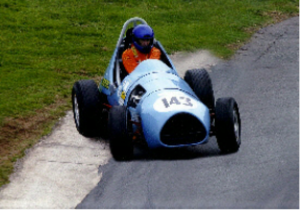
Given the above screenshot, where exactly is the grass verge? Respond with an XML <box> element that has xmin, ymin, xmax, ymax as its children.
<box><xmin>0</xmin><ymin>0</ymin><xmax>298</xmax><ymax>187</ymax></box>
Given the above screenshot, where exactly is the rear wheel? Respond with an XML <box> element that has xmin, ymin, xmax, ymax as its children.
<box><xmin>108</xmin><ymin>106</ymin><xmax>133</xmax><ymax>161</ymax></box>
<box><xmin>72</xmin><ymin>80</ymin><xmax>102</xmax><ymax>137</ymax></box>
<box><xmin>215</xmin><ymin>97</ymin><xmax>241</xmax><ymax>153</ymax></box>
<box><xmin>184</xmin><ymin>68</ymin><xmax>215</xmax><ymax>111</ymax></box>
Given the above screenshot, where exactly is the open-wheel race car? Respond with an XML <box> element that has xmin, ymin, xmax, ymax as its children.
<box><xmin>72</xmin><ymin>17</ymin><xmax>241</xmax><ymax>160</ymax></box>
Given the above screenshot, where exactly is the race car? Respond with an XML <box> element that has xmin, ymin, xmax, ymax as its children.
<box><xmin>72</xmin><ymin>17</ymin><xmax>241</xmax><ymax>160</ymax></box>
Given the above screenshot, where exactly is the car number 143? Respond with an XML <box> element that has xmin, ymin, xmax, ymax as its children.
<box><xmin>162</xmin><ymin>96</ymin><xmax>193</xmax><ymax>108</ymax></box>
<box><xmin>154</xmin><ymin>95</ymin><xmax>197</xmax><ymax>112</ymax></box>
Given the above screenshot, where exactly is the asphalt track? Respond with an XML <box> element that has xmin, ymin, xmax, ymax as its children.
<box><xmin>76</xmin><ymin>17</ymin><xmax>299</xmax><ymax>208</ymax></box>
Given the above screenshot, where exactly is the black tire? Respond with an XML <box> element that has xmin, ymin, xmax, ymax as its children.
<box><xmin>215</xmin><ymin>97</ymin><xmax>241</xmax><ymax>153</ymax></box>
<box><xmin>72</xmin><ymin>80</ymin><xmax>102</xmax><ymax>137</ymax></box>
<box><xmin>108</xmin><ymin>106</ymin><xmax>133</xmax><ymax>161</ymax></box>
<box><xmin>184</xmin><ymin>68</ymin><xmax>215</xmax><ymax>110</ymax></box>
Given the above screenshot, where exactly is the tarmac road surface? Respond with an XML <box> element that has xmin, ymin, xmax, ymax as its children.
<box><xmin>77</xmin><ymin>17</ymin><xmax>299</xmax><ymax>208</ymax></box>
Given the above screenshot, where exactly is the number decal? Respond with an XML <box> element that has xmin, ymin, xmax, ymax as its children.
<box><xmin>101</xmin><ymin>78</ymin><xmax>110</xmax><ymax>89</ymax></box>
<box><xmin>162</xmin><ymin>98</ymin><xmax>169</xmax><ymax>108</ymax></box>
<box><xmin>183</xmin><ymin>97</ymin><xmax>193</xmax><ymax>107</ymax></box>
<box><xmin>121</xmin><ymin>91</ymin><xmax>126</xmax><ymax>100</ymax></box>
<box><xmin>154</xmin><ymin>93</ymin><xmax>198</xmax><ymax>112</ymax></box>
<box><xmin>169</xmin><ymin>97</ymin><xmax>181</xmax><ymax>105</ymax></box>
<box><xmin>162</xmin><ymin>96</ymin><xmax>193</xmax><ymax>108</ymax></box>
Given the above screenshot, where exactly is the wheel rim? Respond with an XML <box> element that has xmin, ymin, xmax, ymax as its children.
<box><xmin>233</xmin><ymin>108</ymin><xmax>240</xmax><ymax>144</ymax></box>
<box><xmin>74</xmin><ymin>94</ymin><xmax>80</xmax><ymax>127</ymax></box>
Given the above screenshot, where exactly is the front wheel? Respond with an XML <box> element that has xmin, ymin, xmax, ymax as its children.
<box><xmin>184</xmin><ymin>68</ymin><xmax>215</xmax><ymax>111</ymax></box>
<box><xmin>215</xmin><ymin>97</ymin><xmax>241</xmax><ymax>153</ymax></box>
<box><xmin>72</xmin><ymin>80</ymin><xmax>102</xmax><ymax>137</ymax></box>
<box><xmin>108</xmin><ymin>106</ymin><xmax>133</xmax><ymax>161</ymax></box>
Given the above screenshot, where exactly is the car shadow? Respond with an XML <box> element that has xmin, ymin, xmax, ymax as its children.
<box><xmin>94</xmin><ymin>136</ymin><xmax>236</xmax><ymax>162</ymax></box>
<box><xmin>132</xmin><ymin>138</ymin><xmax>232</xmax><ymax>161</ymax></box>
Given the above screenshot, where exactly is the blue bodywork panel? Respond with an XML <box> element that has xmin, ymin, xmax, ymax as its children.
<box><xmin>99</xmin><ymin>18</ymin><xmax>211</xmax><ymax>149</ymax></box>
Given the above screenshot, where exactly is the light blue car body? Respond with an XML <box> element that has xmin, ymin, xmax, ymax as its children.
<box><xmin>99</xmin><ymin>18</ymin><xmax>211</xmax><ymax>149</ymax></box>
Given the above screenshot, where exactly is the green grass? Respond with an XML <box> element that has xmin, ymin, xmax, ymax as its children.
<box><xmin>0</xmin><ymin>0</ymin><xmax>298</xmax><ymax>186</ymax></box>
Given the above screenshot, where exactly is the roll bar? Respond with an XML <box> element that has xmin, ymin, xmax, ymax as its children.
<box><xmin>116</xmin><ymin>17</ymin><xmax>148</xmax><ymax>48</ymax></box>
<box><xmin>115</xmin><ymin>17</ymin><xmax>148</xmax><ymax>86</ymax></box>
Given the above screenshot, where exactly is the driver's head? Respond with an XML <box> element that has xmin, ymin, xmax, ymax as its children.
<box><xmin>132</xmin><ymin>24</ymin><xmax>154</xmax><ymax>54</ymax></box>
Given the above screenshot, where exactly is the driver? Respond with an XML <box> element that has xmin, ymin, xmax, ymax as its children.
<box><xmin>122</xmin><ymin>24</ymin><xmax>161</xmax><ymax>74</ymax></box>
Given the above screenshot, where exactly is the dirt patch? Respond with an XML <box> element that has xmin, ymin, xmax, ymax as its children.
<box><xmin>0</xmin><ymin>111</ymin><xmax>111</xmax><ymax>209</ymax></box>
<box><xmin>170</xmin><ymin>50</ymin><xmax>221</xmax><ymax>77</ymax></box>
<box><xmin>0</xmin><ymin>98</ymin><xmax>70</xmax><ymax>186</ymax></box>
